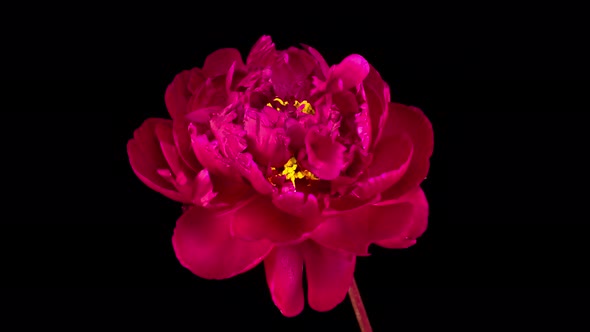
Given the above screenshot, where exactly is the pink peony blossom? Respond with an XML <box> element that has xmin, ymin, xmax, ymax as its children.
<box><xmin>128</xmin><ymin>35</ymin><xmax>433</xmax><ymax>317</ymax></box>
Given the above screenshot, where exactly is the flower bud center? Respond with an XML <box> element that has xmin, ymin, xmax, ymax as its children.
<box><xmin>266</xmin><ymin>97</ymin><xmax>315</xmax><ymax>115</ymax></box>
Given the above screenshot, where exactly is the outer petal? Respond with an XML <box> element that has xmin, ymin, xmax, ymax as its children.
<box><xmin>311</xmin><ymin>193</ymin><xmax>414</xmax><ymax>255</ymax></box>
<box><xmin>230</xmin><ymin>196</ymin><xmax>319</xmax><ymax>244</ymax></box>
<box><xmin>165</xmin><ymin>70</ymin><xmax>192</xmax><ymax>120</ymax></box>
<box><xmin>202</xmin><ymin>48</ymin><xmax>245</xmax><ymax>78</ymax></box>
<box><xmin>364</xmin><ymin>65</ymin><xmax>390</xmax><ymax>149</ymax></box>
<box><xmin>264</xmin><ymin>246</ymin><xmax>304</xmax><ymax>317</ymax></box>
<box><xmin>303</xmin><ymin>241</ymin><xmax>356</xmax><ymax>312</ymax></box>
<box><xmin>328</xmin><ymin>54</ymin><xmax>370</xmax><ymax>91</ymax></box>
<box><xmin>301</xmin><ymin>44</ymin><xmax>330</xmax><ymax>79</ymax></box>
<box><xmin>172</xmin><ymin>118</ymin><xmax>201</xmax><ymax>172</ymax></box>
<box><xmin>381</xmin><ymin>103</ymin><xmax>434</xmax><ymax>199</ymax></box>
<box><xmin>246</xmin><ymin>35</ymin><xmax>277</xmax><ymax>68</ymax></box>
<box><xmin>172</xmin><ymin>206</ymin><xmax>273</xmax><ymax>280</ymax></box>
<box><xmin>376</xmin><ymin>187</ymin><xmax>429</xmax><ymax>248</ymax></box>
<box><xmin>352</xmin><ymin>134</ymin><xmax>413</xmax><ymax>200</ymax></box>
<box><xmin>272</xmin><ymin>192</ymin><xmax>320</xmax><ymax>219</ymax></box>
<box><xmin>154</xmin><ymin>121</ymin><xmax>194</xmax><ymax>178</ymax></box>
<box><xmin>127</xmin><ymin>118</ymin><xmax>186</xmax><ymax>202</ymax></box>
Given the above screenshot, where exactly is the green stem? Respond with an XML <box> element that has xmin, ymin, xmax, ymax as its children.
<box><xmin>348</xmin><ymin>277</ymin><xmax>373</xmax><ymax>332</ymax></box>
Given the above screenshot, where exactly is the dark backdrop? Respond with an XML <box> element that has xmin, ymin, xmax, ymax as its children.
<box><xmin>1</xmin><ymin>5</ymin><xmax>588</xmax><ymax>331</ymax></box>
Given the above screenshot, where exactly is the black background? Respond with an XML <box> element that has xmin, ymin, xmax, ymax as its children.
<box><xmin>1</xmin><ymin>4</ymin><xmax>589</xmax><ymax>331</ymax></box>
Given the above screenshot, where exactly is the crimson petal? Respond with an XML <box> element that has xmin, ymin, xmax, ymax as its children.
<box><xmin>264</xmin><ymin>246</ymin><xmax>304</xmax><ymax>317</ymax></box>
<box><xmin>173</xmin><ymin>206</ymin><xmax>273</xmax><ymax>279</ymax></box>
<box><xmin>376</xmin><ymin>187</ymin><xmax>429</xmax><ymax>248</ymax></box>
<box><xmin>352</xmin><ymin>134</ymin><xmax>413</xmax><ymax>200</ymax></box>
<box><xmin>230</xmin><ymin>196</ymin><xmax>318</xmax><ymax>244</ymax></box>
<box><xmin>305</xmin><ymin>129</ymin><xmax>346</xmax><ymax>180</ymax></box>
<box><xmin>202</xmin><ymin>48</ymin><xmax>245</xmax><ymax>78</ymax></box>
<box><xmin>303</xmin><ymin>241</ymin><xmax>356</xmax><ymax>312</ymax></box>
<box><xmin>381</xmin><ymin>103</ymin><xmax>434</xmax><ymax>199</ymax></box>
<box><xmin>328</xmin><ymin>54</ymin><xmax>370</xmax><ymax>91</ymax></box>
<box><xmin>164</xmin><ymin>70</ymin><xmax>192</xmax><ymax>120</ymax></box>
<box><xmin>127</xmin><ymin>118</ymin><xmax>186</xmax><ymax>202</ymax></box>
<box><xmin>312</xmin><ymin>193</ymin><xmax>414</xmax><ymax>255</ymax></box>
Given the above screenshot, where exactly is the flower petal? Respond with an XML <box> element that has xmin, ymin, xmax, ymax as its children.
<box><xmin>202</xmin><ymin>48</ymin><xmax>245</xmax><ymax>78</ymax></box>
<box><xmin>246</xmin><ymin>35</ymin><xmax>277</xmax><ymax>68</ymax></box>
<box><xmin>154</xmin><ymin>121</ymin><xmax>194</xmax><ymax>179</ymax></box>
<box><xmin>381</xmin><ymin>103</ymin><xmax>434</xmax><ymax>199</ymax></box>
<box><xmin>243</xmin><ymin>108</ymin><xmax>291</xmax><ymax>166</ymax></box>
<box><xmin>376</xmin><ymin>187</ymin><xmax>429</xmax><ymax>248</ymax></box>
<box><xmin>364</xmin><ymin>65</ymin><xmax>390</xmax><ymax>148</ymax></box>
<box><xmin>189</xmin><ymin>124</ymin><xmax>235</xmax><ymax>179</ymax></box>
<box><xmin>333</xmin><ymin>90</ymin><xmax>359</xmax><ymax>115</ymax></box>
<box><xmin>328</xmin><ymin>54</ymin><xmax>370</xmax><ymax>91</ymax></box>
<box><xmin>312</xmin><ymin>192</ymin><xmax>414</xmax><ymax>255</ymax></box>
<box><xmin>301</xmin><ymin>44</ymin><xmax>330</xmax><ymax>79</ymax></box>
<box><xmin>272</xmin><ymin>192</ymin><xmax>320</xmax><ymax>219</ymax></box>
<box><xmin>236</xmin><ymin>152</ymin><xmax>276</xmax><ymax>195</ymax></box>
<box><xmin>305</xmin><ymin>129</ymin><xmax>346</xmax><ymax>180</ymax></box>
<box><xmin>185</xmin><ymin>106</ymin><xmax>223</xmax><ymax>124</ymax></box>
<box><xmin>230</xmin><ymin>196</ymin><xmax>318</xmax><ymax>244</ymax></box>
<box><xmin>127</xmin><ymin>118</ymin><xmax>187</xmax><ymax>202</ymax></box>
<box><xmin>264</xmin><ymin>246</ymin><xmax>304</xmax><ymax>317</ymax></box>
<box><xmin>303</xmin><ymin>241</ymin><xmax>356</xmax><ymax>312</ymax></box>
<box><xmin>352</xmin><ymin>134</ymin><xmax>413</xmax><ymax>200</ymax></box>
<box><xmin>172</xmin><ymin>206</ymin><xmax>273</xmax><ymax>280</ymax></box>
<box><xmin>172</xmin><ymin>119</ymin><xmax>201</xmax><ymax>172</ymax></box>
<box><xmin>164</xmin><ymin>70</ymin><xmax>192</xmax><ymax>120</ymax></box>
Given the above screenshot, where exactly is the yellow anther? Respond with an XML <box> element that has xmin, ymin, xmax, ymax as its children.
<box><xmin>294</xmin><ymin>100</ymin><xmax>315</xmax><ymax>115</ymax></box>
<box><xmin>273</xmin><ymin>97</ymin><xmax>289</xmax><ymax>106</ymax></box>
<box><xmin>277</xmin><ymin>157</ymin><xmax>319</xmax><ymax>188</ymax></box>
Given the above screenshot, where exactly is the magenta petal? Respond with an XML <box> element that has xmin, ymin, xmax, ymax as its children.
<box><xmin>243</xmin><ymin>109</ymin><xmax>291</xmax><ymax>166</ymax></box>
<box><xmin>303</xmin><ymin>241</ymin><xmax>356</xmax><ymax>312</ymax></box>
<box><xmin>272</xmin><ymin>192</ymin><xmax>320</xmax><ymax>219</ymax></box>
<box><xmin>246</xmin><ymin>35</ymin><xmax>277</xmax><ymax>68</ymax></box>
<box><xmin>376</xmin><ymin>187</ymin><xmax>429</xmax><ymax>248</ymax></box>
<box><xmin>311</xmin><ymin>203</ymin><xmax>372</xmax><ymax>255</ymax></box>
<box><xmin>154</xmin><ymin>121</ymin><xmax>194</xmax><ymax>178</ymax></box>
<box><xmin>164</xmin><ymin>70</ymin><xmax>192</xmax><ymax>120</ymax></box>
<box><xmin>185</xmin><ymin>106</ymin><xmax>223</xmax><ymax>124</ymax></box>
<box><xmin>381</xmin><ymin>103</ymin><xmax>434</xmax><ymax>199</ymax></box>
<box><xmin>189</xmin><ymin>124</ymin><xmax>234</xmax><ymax>178</ymax></box>
<box><xmin>352</xmin><ymin>134</ymin><xmax>413</xmax><ymax>200</ymax></box>
<box><xmin>286</xmin><ymin>47</ymin><xmax>316</xmax><ymax>79</ymax></box>
<box><xmin>264</xmin><ymin>246</ymin><xmax>304</xmax><ymax>317</ymax></box>
<box><xmin>172</xmin><ymin>119</ymin><xmax>201</xmax><ymax>172</ymax></box>
<box><xmin>127</xmin><ymin>118</ymin><xmax>187</xmax><ymax>202</ymax></box>
<box><xmin>230</xmin><ymin>196</ymin><xmax>318</xmax><ymax>244</ymax></box>
<box><xmin>173</xmin><ymin>206</ymin><xmax>273</xmax><ymax>280</ymax></box>
<box><xmin>364</xmin><ymin>65</ymin><xmax>390</xmax><ymax>148</ymax></box>
<box><xmin>312</xmin><ymin>193</ymin><xmax>414</xmax><ymax>255</ymax></box>
<box><xmin>305</xmin><ymin>130</ymin><xmax>346</xmax><ymax>180</ymax></box>
<box><xmin>202</xmin><ymin>48</ymin><xmax>245</xmax><ymax>78</ymax></box>
<box><xmin>236</xmin><ymin>153</ymin><xmax>275</xmax><ymax>195</ymax></box>
<box><xmin>192</xmin><ymin>169</ymin><xmax>217</xmax><ymax>207</ymax></box>
<box><xmin>301</xmin><ymin>44</ymin><xmax>330</xmax><ymax>78</ymax></box>
<box><xmin>329</xmin><ymin>54</ymin><xmax>370</xmax><ymax>91</ymax></box>
<box><xmin>333</xmin><ymin>91</ymin><xmax>359</xmax><ymax>115</ymax></box>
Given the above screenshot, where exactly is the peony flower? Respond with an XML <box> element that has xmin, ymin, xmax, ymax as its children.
<box><xmin>127</xmin><ymin>35</ymin><xmax>433</xmax><ymax>318</ymax></box>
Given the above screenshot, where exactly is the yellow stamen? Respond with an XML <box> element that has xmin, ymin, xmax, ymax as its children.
<box><xmin>273</xmin><ymin>97</ymin><xmax>289</xmax><ymax>106</ymax></box>
<box><xmin>280</xmin><ymin>157</ymin><xmax>319</xmax><ymax>188</ymax></box>
<box><xmin>265</xmin><ymin>97</ymin><xmax>315</xmax><ymax>114</ymax></box>
<box><xmin>293</xmin><ymin>100</ymin><xmax>315</xmax><ymax>115</ymax></box>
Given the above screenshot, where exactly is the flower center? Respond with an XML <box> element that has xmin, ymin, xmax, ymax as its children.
<box><xmin>268</xmin><ymin>157</ymin><xmax>319</xmax><ymax>188</ymax></box>
<box><xmin>266</xmin><ymin>97</ymin><xmax>315</xmax><ymax>115</ymax></box>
